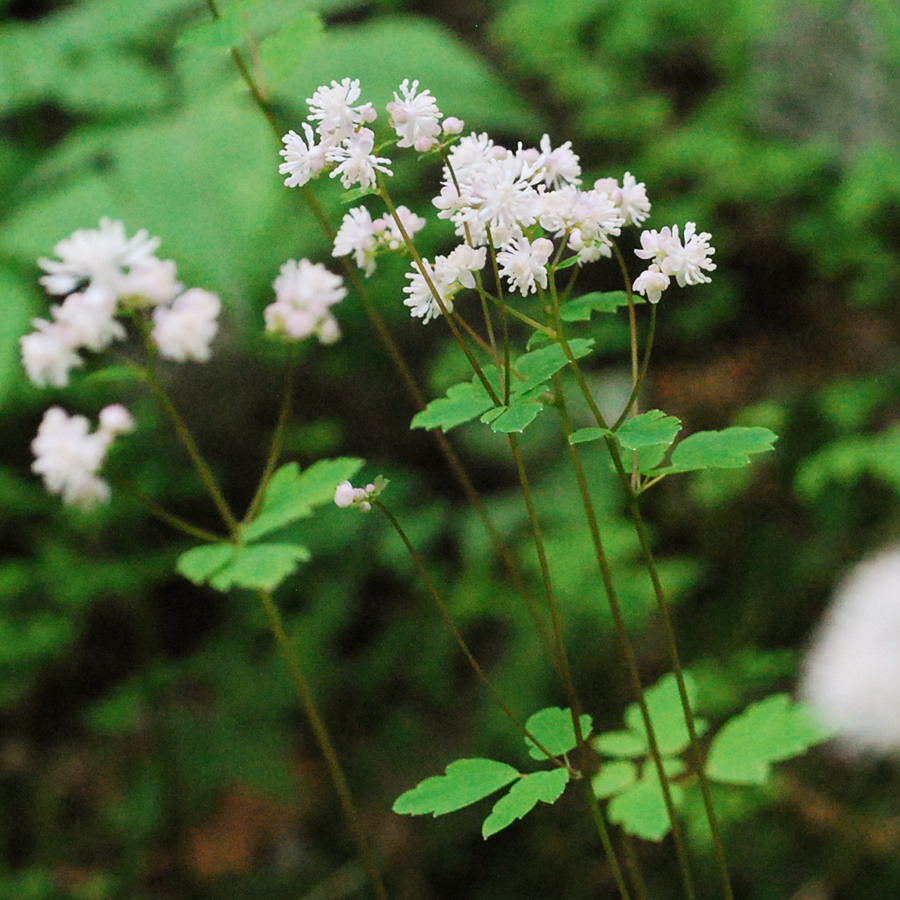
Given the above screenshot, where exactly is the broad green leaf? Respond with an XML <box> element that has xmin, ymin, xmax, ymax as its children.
<box><xmin>241</xmin><ymin>458</ymin><xmax>363</xmax><ymax>541</ymax></box>
<box><xmin>624</xmin><ymin>673</ymin><xmax>707</xmax><ymax>757</ymax></box>
<box><xmin>482</xmin><ymin>768</ymin><xmax>569</xmax><ymax>838</ymax></box>
<box><xmin>511</xmin><ymin>338</ymin><xmax>594</xmax><ymax>395</ymax></box>
<box><xmin>176</xmin><ymin>11</ymin><xmax>249</xmax><ymax>48</ymax></box>
<box><xmin>176</xmin><ymin>543</ymin><xmax>235</xmax><ymax>585</ymax></box>
<box><xmin>615</xmin><ymin>410</ymin><xmax>682</xmax><ymax>450</ymax></box>
<box><xmin>208</xmin><ymin>542</ymin><xmax>310</xmax><ymax>592</ymax></box>
<box><xmin>258</xmin><ymin>13</ymin><xmax>324</xmax><ymax>86</ymax></box>
<box><xmin>393</xmin><ymin>758</ymin><xmax>519</xmax><ymax>817</ymax></box>
<box><xmin>559</xmin><ymin>291</ymin><xmax>631</xmax><ymax>322</ymax></box>
<box><xmin>653</xmin><ymin>427</ymin><xmax>778</xmax><ymax>474</ymax></box>
<box><xmin>482</xmin><ymin>401</ymin><xmax>545</xmax><ymax>434</ymax></box>
<box><xmin>607</xmin><ymin>770</ymin><xmax>684</xmax><ymax>841</ymax></box>
<box><xmin>592</xmin><ymin>761</ymin><xmax>637</xmax><ymax>798</ymax></box>
<box><xmin>524</xmin><ymin>707</ymin><xmax>593</xmax><ymax>760</ymax></box>
<box><xmin>706</xmin><ymin>694</ymin><xmax>833</xmax><ymax>786</ymax></box>
<box><xmin>568</xmin><ymin>427</ymin><xmax>607</xmax><ymax>446</ymax></box>
<box><xmin>594</xmin><ymin>730</ymin><xmax>648</xmax><ymax>758</ymax></box>
<box><xmin>411</xmin><ymin>379</ymin><xmax>494</xmax><ymax>432</ymax></box>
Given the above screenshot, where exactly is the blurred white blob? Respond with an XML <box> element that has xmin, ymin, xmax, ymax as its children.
<box><xmin>800</xmin><ymin>546</ymin><xmax>900</xmax><ymax>754</ymax></box>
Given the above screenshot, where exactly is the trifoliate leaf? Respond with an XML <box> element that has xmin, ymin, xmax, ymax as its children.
<box><xmin>593</xmin><ymin>730</ymin><xmax>649</xmax><ymax>758</ymax></box>
<box><xmin>624</xmin><ymin>673</ymin><xmax>707</xmax><ymax>757</ymax></box>
<box><xmin>706</xmin><ymin>694</ymin><xmax>833</xmax><ymax>786</ymax></box>
<box><xmin>607</xmin><ymin>768</ymin><xmax>684</xmax><ymax>841</ymax></box>
<box><xmin>481</xmin><ymin>401</ymin><xmax>545</xmax><ymax>434</ymax></box>
<box><xmin>393</xmin><ymin>758</ymin><xmax>519</xmax><ymax>817</ymax></box>
<box><xmin>208</xmin><ymin>542</ymin><xmax>311</xmax><ymax>592</ymax></box>
<box><xmin>482</xmin><ymin>768</ymin><xmax>569</xmax><ymax>838</ymax></box>
<box><xmin>558</xmin><ymin>291</ymin><xmax>631</xmax><ymax>321</ymax></box>
<box><xmin>524</xmin><ymin>707</ymin><xmax>593</xmax><ymax>760</ymax></box>
<box><xmin>615</xmin><ymin>410</ymin><xmax>682</xmax><ymax>450</ymax></box>
<box><xmin>592</xmin><ymin>760</ymin><xmax>637</xmax><ymax>798</ymax></box>
<box><xmin>511</xmin><ymin>338</ymin><xmax>594</xmax><ymax>395</ymax></box>
<box><xmin>568</xmin><ymin>427</ymin><xmax>607</xmax><ymax>445</ymax></box>
<box><xmin>241</xmin><ymin>458</ymin><xmax>363</xmax><ymax>541</ymax></box>
<box><xmin>411</xmin><ymin>379</ymin><xmax>495</xmax><ymax>431</ymax></box>
<box><xmin>177</xmin><ymin>544</ymin><xmax>235</xmax><ymax>586</ymax></box>
<box><xmin>652</xmin><ymin>427</ymin><xmax>778</xmax><ymax>474</ymax></box>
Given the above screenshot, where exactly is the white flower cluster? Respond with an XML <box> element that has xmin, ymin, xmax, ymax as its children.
<box><xmin>333</xmin><ymin>204</ymin><xmax>427</xmax><ymax>277</ymax></box>
<box><xmin>31</xmin><ymin>405</ymin><xmax>135</xmax><ymax>509</ymax></box>
<box><xmin>632</xmin><ymin>222</ymin><xmax>716</xmax><ymax>303</ymax></box>
<box><xmin>265</xmin><ymin>259</ymin><xmax>347</xmax><ymax>343</ymax></box>
<box><xmin>333</xmin><ymin>475</ymin><xmax>388</xmax><ymax>513</ymax></box>
<box><xmin>21</xmin><ymin>218</ymin><xmax>222</xmax><ymax>387</ymax></box>
<box><xmin>800</xmin><ymin>547</ymin><xmax>900</xmax><ymax>755</ymax></box>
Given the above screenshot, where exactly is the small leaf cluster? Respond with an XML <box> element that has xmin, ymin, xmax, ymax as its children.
<box><xmin>592</xmin><ymin>673</ymin><xmax>833</xmax><ymax>841</ymax></box>
<box><xmin>393</xmin><ymin>707</ymin><xmax>590</xmax><ymax>839</ymax></box>
<box><xmin>176</xmin><ymin>458</ymin><xmax>362</xmax><ymax>592</ymax></box>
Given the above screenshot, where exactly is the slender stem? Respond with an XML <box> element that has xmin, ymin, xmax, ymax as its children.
<box><xmin>621</xmin><ymin>834</ymin><xmax>650</xmax><ymax>900</ymax></box>
<box><xmin>117</xmin><ymin>482</ymin><xmax>225</xmax><ymax>544</ymax></box>
<box><xmin>375</xmin><ymin>501</ymin><xmax>562</xmax><ymax>766</ymax></box>
<box><xmin>258</xmin><ymin>589</ymin><xmax>388</xmax><ymax>900</ymax></box>
<box><xmin>612</xmin><ymin>242</ymin><xmax>639</xmax><ymax>388</ymax></box>
<box><xmin>611</xmin><ymin>305</ymin><xmax>657</xmax><ymax>432</ymax></box>
<box><xmin>604</xmin><ymin>437</ymin><xmax>734</xmax><ymax>900</ymax></box>
<box><xmin>580</xmin><ymin>779</ymin><xmax>634</xmax><ymax>900</ymax></box>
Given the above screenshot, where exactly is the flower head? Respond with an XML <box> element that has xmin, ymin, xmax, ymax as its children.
<box><xmin>386</xmin><ymin>79</ymin><xmax>442</xmax><ymax>152</ymax></box>
<box><xmin>152</xmin><ymin>288</ymin><xmax>221</xmax><ymax>362</ymax></box>
<box><xmin>307</xmin><ymin>78</ymin><xmax>377</xmax><ymax>146</ymax></box>
<box><xmin>326</xmin><ymin>128</ymin><xmax>393</xmax><ymax>191</ymax></box>
<box><xmin>279</xmin><ymin>123</ymin><xmax>328</xmax><ymax>188</ymax></box>
<box><xmin>496</xmin><ymin>236</ymin><xmax>554</xmax><ymax>295</ymax></box>
<box><xmin>635</xmin><ymin>222</ymin><xmax>716</xmax><ymax>288</ymax></box>
<box><xmin>266</xmin><ymin>259</ymin><xmax>346</xmax><ymax>343</ymax></box>
<box><xmin>334</xmin><ymin>475</ymin><xmax>388</xmax><ymax>513</ymax></box>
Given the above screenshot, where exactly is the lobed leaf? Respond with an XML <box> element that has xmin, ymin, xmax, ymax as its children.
<box><xmin>652</xmin><ymin>426</ymin><xmax>778</xmax><ymax>474</ymax></box>
<box><xmin>594</xmin><ymin>730</ymin><xmax>649</xmax><ymax>758</ymax></box>
<box><xmin>623</xmin><ymin>672</ymin><xmax>707</xmax><ymax>757</ymax></box>
<box><xmin>177</xmin><ymin>544</ymin><xmax>235</xmax><ymax>586</ymax></box>
<box><xmin>524</xmin><ymin>707</ymin><xmax>593</xmax><ymax>760</ymax></box>
<box><xmin>592</xmin><ymin>760</ymin><xmax>637</xmax><ymax>799</ymax></box>
<box><xmin>241</xmin><ymin>458</ymin><xmax>363</xmax><ymax>541</ymax></box>
<box><xmin>615</xmin><ymin>410</ymin><xmax>682</xmax><ymax>450</ymax></box>
<box><xmin>482</xmin><ymin>768</ymin><xmax>569</xmax><ymax>838</ymax></box>
<box><xmin>481</xmin><ymin>401</ymin><xmax>545</xmax><ymax>434</ymax></box>
<box><xmin>393</xmin><ymin>758</ymin><xmax>519</xmax><ymax>817</ymax></box>
<box><xmin>568</xmin><ymin>426</ymin><xmax>607</xmax><ymax>446</ymax></box>
<box><xmin>511</xmin><ymin>338</ymin><xmax>594</xmax><ymax>395</ymax></box>
<box><xmin>208</xmin><ymin>543</ymin><xmax>310</xmax><ymax>592</ymax></box>
<box><xmin>558</xmin><ymin>291</ymin><xmax>631</xmax><ymax>322</ymax></box>
<box><xmin>410</xmin><ymin>379</ymin><xmax>494</xmax><ymax>432</ymax></box>
<box><xmin>607</xmin><ymin>767</ymin><xmax>685</xmax><ymax>842</ymax></box>
<box><xmin>706</xmin><ymin>694</ymin><xmax>833</xmax><ymax>786</ymax></box>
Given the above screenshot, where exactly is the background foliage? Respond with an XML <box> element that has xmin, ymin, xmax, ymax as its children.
<box><xmin>1</xmin><ymin>0</ymin><xmax>898</xmax><ymax>896</ymax></box>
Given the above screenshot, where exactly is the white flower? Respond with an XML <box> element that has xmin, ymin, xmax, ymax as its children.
<box><xmin>116</xmin><ymin>256</ymin><xmax>183</xmax><ymax>307</ymax></box>
<box><xmin>437</xmin><ymin>244</ymin><xmax>486</xmax><ymax>289</ymax></box>
<box><xmin>38</xmin><ymin>218</ymin><xmax>161</xmax><ymax>300</ymax></box>
<box><xmin>800</xmin><ymin>547</ymin><xmax>900</xmax><ymax>754</ymax></box>
<box><xmin>535</xmin><ymin>134</ymin><xmax>581</xmax><ymax>188</ymax></box>
<box><xmin>334</xmin><ymin>475</ymin><xmax>387</xmax><ymax>512</ymax></box>
<box><xmin>333</xmin><ymin>206</ymin><xmax>378</xmax><ymax>275</ymax></box>
<box><xmin>266</xmin><ymin>259</ymin><xmax>346</xmax><ymax>342</ymax></box>
<box><xmin>616</xmin><ymin>172</ymin><xmax>652</xmax><ymax>226</ymax></box>
<box><xmin>279</xmin><ymin>123</ymin><xmax>328</xmax><ymax>188</ymax></box>
<box><xmin>31</xmin><ymin>405</ymin><xmax>134</xmax><ymax>509</ymax></box>
<box><xmin>151</xmin><ymin>288</ymin><xmax>221</xmax><ymax>362</ymax></box>
<box><xmin>375</xmin><ymin>205</ymin><xmax>427</xmax><ymax>250</ymax></box>
<box><xmin>635</xmin><ymin>223</ymin><xmax>716</xmax><ymax>288</ymax></box>
<box><xmin>327</xmin><ymin>128</ymin><xmax>393</xmax><ymax>191</ymax></box>
<box><xmin>50</xmin><ymin>288</ymin><xmax>123</xmax><ymax>352</ymax></box>
<box><xmin>632</xmin><ymin>265</ymin><xmax>670</xmax><ymax>304</ymax></box>
<box><xmin>386</xmin><ymin>79</ymin><xmax>442</xmax><ymax>152</ymax></box>
<box><xmin>20</xmin><ymin>319</ymin><xmax>84</xmax><ymax>388</ymax></box>
<box><xmin>496</xmin><ymin>236</ymin><xmax>554</xmax><ymax>295</ymax></box>
<box><xmin>402</xmin><ymin>259</ymin><xmax>453</xmax><ymax>324</ymax></box>
<box><xmin>306</xmin><ymin>78</ymin><xmax>377</xmax><ymax>145</ymax></box>
<box><xmin>442</xmin><ymin>116</ymin><xmax>464</xmax><ymax>135</ymax></box>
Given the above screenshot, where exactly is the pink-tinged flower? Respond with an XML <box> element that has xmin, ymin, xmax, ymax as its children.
<box><xmin>51</xmin><ymin>288</ymin><xmax>124</xmax><ymax>352</ymax></box>
<box><xmin>386</xmin><ymin>79</ymin><xmax>442</xmax><ymax>152</ymax></box>
<box><xmin>266</xmin><ymin>259</ymin><xmax>346</xmax><ymax>343</ymax></box>
<box><xmin>437</xmin><ymin>244</ymin><xmax>487</xmax><ymax>289</ymax></box>
<box><xmin>535</xmin><ymin>134</ymin><xmax>582</xmax><ymax>188</ymax></box>
<box><xmin>31</xmin><ymin>405</ymin><xmax>134</xmax><ymax>509</ymax></box>
<box><xmin>279</xmin><ymin>123</ymin><xmax>328</xmax><ymax>188</ymax></box>
<box><xmin>402</xmin><ymin>259</ymin><xmax>454</xmax><ymax>324</ymax></box>
<box><xmin>20</xmin><ymin>319</ymin><xmax>84</xmax><ymax>388</ymax></box>
<box><xmin>442</xmin><ymin>116</ymin><xmax>464</xmax><ymax>135</ymax></box>
<box><xmin>632</xmin><ymin>265</ymin><xmax>670</xmax><ymax>304</ymax></box>
<box><xmin>334</xmin><ymin>475</ymin><xmax>387</xmax><ymax>512</ymax></box>
<box><xmin>635</xmin><ymin>223</ymin><xmax>716</xmax><ymax>288</ymax></box>
<box><xmin>306</xmin><ymin>78</ymin><xmax>377</xmax><ymax>145</ymax></box>
<box><xmin>496</xmin><ymin>236</ymin><xmax>554</xmax><ymax>295</ymax></box>
<box><xmin>152</xmin><ymin>288</ymin><xmax>221</xmax><ymax>362</ymax></box>
<box><xmin>333</xmin><ymin>206</ymin><xmax>378</xmax><ymax>275</ymax></box>
<box><xmin>327</xmin><ymin>128</ymin><xmax>393</xmax><ymax>191</ymax></box>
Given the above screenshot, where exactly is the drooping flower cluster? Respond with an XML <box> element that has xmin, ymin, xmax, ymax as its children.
<box><xmin>21</xmin><ymin>218</ymin><xmax>222</xmax><ymax>387</ymax></box>
<box><xmin>31</xmin><ymin>405</ymin><xmax>135</xmax><ymax>510</ymax></box>
<box><xmin>800</xmin><ymin>547</ymin><xmax>900</xmax><ymax>754</ymax></box>
<box><xmin>265</xmin><ymin>259</ymin><xmax>347</xmax><ymax>343</ymax></box>
<box><xmin>334</xmin><ymin>475</ymin><xmax>388</xmax><ymax>513</ymax></box>
<box><xmin>333</xmin><ymin>205</ymin><xmax>427</xmax><ymax>277</ymax></box>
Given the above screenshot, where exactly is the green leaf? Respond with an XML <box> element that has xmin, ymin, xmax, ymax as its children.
<box><xmin>558</xmin><ymin>291</ymin><xmax>631</xmax><ymax>322</ymax></box>
<box><xmin>258</xmin><ymin>14</ymin><xmax>324</xmax><ymax>86</ymax></box>
<box><xmin>592</xmin><ymin>761</ymin><xmax>637</xmax><ymax>798</ymax></box>
<box><xmin>524</xmin><ymin>707</ymin><xmax>593</xmax><ymax>760</ymax></box>
<box><xmin>568</xmin><ymin>427</ymin><xmax>607</xmax><ymax>446</ymax></box>
<box><xmin>615</xmin><ymin>410</ymin><xmax>682</xmax><ymax>450</ymax></box>
<box><xmin>482</xmin><ymin>768</ymin><xmax>569</xmax><ymax>838</ymax></box>
<box><xmin>176</xmin><ymin>544</ymin><xmax>235</xmax><ymax>586</ymax></box>
<box><xmin>209</xmin><ymin>542</ymin><xmax>311</xmax><ymax>592</ymax></box>
<box><xmin>593</xmin><ymin>730</ymin><xmax>649</xmax><ymax>758</ymax></box>
<box><xmin>511</xmin><ymin>338</ymin><xmax>594</xmax><ymax>395</ymax></box>
<box><xmin>607</xmin><ymin>770</ymin><xmax>684</xmax><ymax>841</ymax></box>
<box><xmin>554</xmin><ymin>255</ymin><xmax>581</xmax><ymax>271</ymax></box>
<box><xmin>241</xmin><ymin>458</ymin><xmax>363</xmax><ymax>541</ymax></box>
<box><xmin>393</xmin><ymin>758</ymin><xmax>519</xmax><ymax>817</ymax></box>
<box><xmin>624</xmin><ymin>673</ymin><xmax>707</xmax><ymax>757</ymax></box>
<box><xmin>481</xmin><ymin>401</ymin><xmax>545</xmax><ymax>434</ymax></box>
<box><xmin>706</xmin><ymin>694</ymin><xmax>833</xmax><ymax>786</ymax></box>
<box><xmin>654</xmin><ymin>427</ymin><xmax>778</xmax><ymax>474</ymax></box>
<box><xmin>411</xmin><ymin>379</ymin><xmax>494</xmax><ymax>432</ymax></box>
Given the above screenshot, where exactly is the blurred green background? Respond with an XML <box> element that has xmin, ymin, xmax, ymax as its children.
<box><xmin>1</xmin><ymin>0</ymin><xmax>899</xmax><ymax>896</ymax></box>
